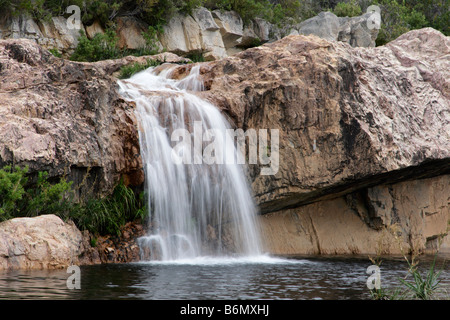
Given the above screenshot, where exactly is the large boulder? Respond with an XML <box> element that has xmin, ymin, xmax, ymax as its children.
<box><xmin>212</xmin><ymin>10</ymin><xmax>244</xmax><ymax>49</ymax></box>
<box><xmin>189</xmin><ymin>28</ymin><xmax>449</xmax><ymax>254</ymax></box>
<box><xmin>192</xmin><ymin>7</ymin><xmax>227</xmax><ymax>61</ymax></box>
<box><xmin>0</xmin><ymin>215</ymin><xmax>83</xmax><ymax>269</ymax></box>
<box><xmin>298</xmin><ymin>11</ymin><xmax>341</xmax><ymax>42</ymax></box>
<box><xmin>0</xmin><ymin>15</ymin><xmax>84</xmax><ymax>57</ymax></box>
<box><xmin>297</xmin><ymin>11</ymin><xmax>379</xmax><ymax>47</ymax></box>
<box><xmin>0</xmin><ymin>39</ymin><xmax>192</xmax><ymax>196</ymax></box>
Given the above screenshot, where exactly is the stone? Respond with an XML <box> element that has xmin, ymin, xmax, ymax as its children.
<box><xmin>239</xmin><ymin>20</ymin><xmax>261</xmax><ymax>48</ymax></box>
<box><xmin>85</xmin><ymin>20</ymin><xmax>104</xmax><ymax>39</ymax></box>
<box><xmin>338</xmin><ymin>12</ymin><xmax>379</xmax><ymax>47</ymax></box>
<box><xmin>159</xmin><ymin>14</ymin><xmax>189</xmax><ymax>55</ymax></box>
<box><xmin>192</xmin><ymin>7</ymin><xmax>220</xmax><ymax>31</ymax></box>
<box><xmin>252</xmin><ymin>18</ymin><xmax>272</xmax><ymax>43</ymax></box>
<box><xmin>78</xmin><ymin>221</ymin><xmax>145</xmax><ymax>265</ymax></box>
<box><xmin>297</xmin><ymin>11</ymin><xmax>379</xmax><ymax>47</ymax></box>
<box><xmin>116</xmin><ymin>16</ymin><xmax>147</xmax><ymax>50</ymax></box>
<box><xmin>298</xmin><ymin>11</ymin><xmax>341</xmax><ymax>42</ymax></box>
<box><xmin>190</xmin><ymin>28</ymin><xmax>449</xmax><ymax>255</ymax></box>
<box><xmin>0</xmin><ymin>215</ymin><xmax>83</xmax><ymax>270</ymax></box>
<box><xmin>212</xmin><ymin>10</ymin><xmax>244</xmax><ymax>48</ymax></box>
<box><xmin>192</xmin><ymin>7</ymin><xmax>227</xmax><ymax>61</ymax></box>
<box><xmin>0</xmin><ymin>38</ymin><xmax>148</xmax><ymax>196</ymax></box>
<box><xmin>182</xmin><ymin>15</ymin><xmax>203</xmax><ymax>53</ymax></box>
<box><xmin>259</xmin><ymin>174</ymin><xmax>450</xmax><ymax>255</ymax></box>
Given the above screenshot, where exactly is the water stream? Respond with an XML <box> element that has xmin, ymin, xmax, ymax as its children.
<box><xmin>118</xmin><ymin>64</ymin><xmax>261</xmax><ymax>261</ymax></box>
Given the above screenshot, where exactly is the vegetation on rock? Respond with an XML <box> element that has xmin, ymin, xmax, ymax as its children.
<box><xmin>1</xmin><ymin>0</ymin><xmax>447</xmax><ymax>55</ymax></box>
<box><xmin>0</xmin><ymin>166</ymin><xmax>146</xmax><ymax>236</ymax></box>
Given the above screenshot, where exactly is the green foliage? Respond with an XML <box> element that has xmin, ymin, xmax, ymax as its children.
<box><xmin>24</xmin><ymin>171</ymin><xmax>74</xmax><ymax>217</ymax></box>
<box><xmin>212</xmin><ymin>0</ymin><xmax>272</xmax><ymax>23</ymax></box>
<box><xmin>371</xmin><ymin>0</ymin><xmax>439</xmax><ymax>46</ymax></box>
<box><xmin>70</xmin><ymin>28</ymin><xmax>121</xmax><ymax>62</ymax></box>
<box><xmin>0</xmin><ymin>166</ymin><xmax>146</xmax><ymax>236</ymax></box>
<box><xmin>119</xmin><ymin>58</ymin><xmax>164</xmax><ymax>79</ymax></box>
<box><xmin>69</xmin><ymin>23</ymin><xmax>163</xmax><ymax>62</ymax></box>
<box><xmin>333</xmin><ymin>0</ymin><xmax>362</xmax><ymax>17</ymax></box>
<box><xmin>48</xmin><ymin>48</ymin><xmax>62</xmax><ymax>58</ymax></box>
<box><xmin>69</xmin><ymin>178</ymin><xmax>147</xmax><ymax>236</ymax></box>
<box><xmin>399</xmin><ymin>256</ymin><xmax>444</xmax><ymax>300</ymax></box>
<box><xmin>185</xmin><ymin>52</ymin><xmax>205</xmax><ymax>63</ymax></box>
<box><xmin>139</xmin><ymin>25</ymin><xmax>163</xmax><ymax>55</ymax></box>
<box><xmin>0</xmin><ymin>166</ymin><xmax>28</xmax><ymax>221</ymax></box>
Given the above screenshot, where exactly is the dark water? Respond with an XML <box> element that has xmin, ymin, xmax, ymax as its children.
<box><xmin>0</xmin><ymin>254</ymin><xmax>448</xmax><ymax>300</ymax></box>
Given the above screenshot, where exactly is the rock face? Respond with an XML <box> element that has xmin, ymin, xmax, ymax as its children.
<box><xmin>297</xmin><ymin>11</ymin><xmax>379</xmax><ymax>47</ymax></box>
<box><xmin>0</xmin><ymin>215</ymin><xmax>83</xmax><ymax>269</ymax></box>
<box><xmin>159</xmin><ymin>8</ymin><xmax>228</xmax><ymax>61</ymax></box>
<box><xmin>0</xmin><ymin>9</ymin><xmax>378</xmax><ymax>60</ymax></box>
<box><xmin>78</xmin><ymin>221</ymin><xmax>146</xmax><ymax>265</ymax></box>
<box><xmin>191</xmin><ymin>28</ymin><xmax>449</xmax><ymax>255</ymax></box>
<box><xmin>1</xmin><ymin>27</ymin><xmax>448</xmax><ymax>259</ymax></box>
<box><xmin>0</xmin><ymin>15</ymin><xmax>83</xmax><ymax>57</ymax></box>
<box><xmin>0</xmin><ymin>39</ymin><xmax>188</xmax><ymax>195</ymax></box>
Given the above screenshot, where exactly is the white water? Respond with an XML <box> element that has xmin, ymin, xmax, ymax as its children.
<box><xmin>118</xmin><ymin>64</ymin><xmax>262</xmax><ymax>261</ymax></box>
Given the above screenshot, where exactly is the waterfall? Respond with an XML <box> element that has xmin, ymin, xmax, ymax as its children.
<box><xmin>118</xmin><ymin>64</ymin><xmax>262</xmax><ymax>261</ymax></box>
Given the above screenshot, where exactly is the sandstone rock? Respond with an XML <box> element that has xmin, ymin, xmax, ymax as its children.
<box><xmin>198</xmin><ymin>29</ymin><xmax>449</xmax><ymax>212</ymax></box>
<box><xmin>192</xmin><ymin>7</ymin><xmax>220</xmax><ymax>31</ymax></box>
<box><xmin>160</xmin><ymin>14</ymin><xmax>189</xmax><ymax>55</ymax></box>
<box><xmin>0</xmin><ymin>215</ymin><xmax>83</xmax><ymax>270</ymax></box>
<box><xmin>116</xmin><ymin>16</ymin><xmax>147</xmax><ymax>50</ymax></box>
<box><xmin>259</xmin><ymin>174</ymin><xmax>450</xmax><ymax>255</ymax></box>
<box><xmin>252</xmin><ymin>18</ymin><xmax>272</xmax><ymax>43</ymax></box>
<box><xmin>0</xmin><ymin>14</ymin><xmax>84</xmax><ymax>57</ymax></box>
<box><xmin>0</xmin><ymin>39</ymin><xmax>147</xmax><ymax>195</ymax></box>
<box><xmin>192</xmin><ymin>7</ymin><xmax>227</xmax><ymax>61</ymax></box>
<box><xmin>212</xmin><ymin>10</ymin><xmax>244</xmax><ymax>49</ymax></box>
<box><xmin>188</xmin><ymin>28</ymin><xmax>449</xmax><ymax>254</ymax></box>
<box><xmin>298</xmin><ymin>11</ymin><xmax>341</xmax><ymax>42</ymax></box>
<box><xmin>297</xmin><ymin>11</ymin><xmax>379</xmax><ymax>47</ymax></box>
<box><xmin>338</xmin><ymin>12</ymin><xmax>379</xmax><ymax>47</ymax></box>
<box><xmin>182</xmin><ymin>15</ymin><xmax>203</xmax><ymax>53</ymax></box>
<box><xmin>78</xmin><ymin>221</ymin><xmax>145</xmax><ymax>265</ymax></box>
<box><xmin>85</xmin><ymin>20</ymin><xmax>104</xmax><ymax>39</ymax></box>
<box><xmin>239</xmin><ymin>20</ymin><xmax>262</xmax><ymax>48</ymax></box>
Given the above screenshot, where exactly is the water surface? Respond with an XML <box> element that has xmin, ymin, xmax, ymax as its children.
<box><xmin>1</xmin><ymin>254</ymin><xmax>448</xmax><ymax>300</ymax></box>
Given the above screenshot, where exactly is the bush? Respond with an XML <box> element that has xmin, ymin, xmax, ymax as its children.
<box><xmin>0</xmin><ymin>166</ymin><xmax>146</xmax><ymax>236</ymax></box>
<box><xmin>70</xmin><ymin>28</ymin><xmax>121</xmax><ymax>62</ymax></box>
<box><xmin>0</xmin><ymin>166</ymin><xmax>28</xmax><ymax>221</ymax></box>
<box><xmin>333</xmin><ymin>0</ymin><xmax>362</xmax><ymax>17</ymax></box>
<box><xmin>69</xmin><ymin>23</ymin><xmax>164</xmax><ymax>62</ymax></box>
<box><xmin>372</xmin><ymin>0</ymin><xmax>431</xmax><ymax>46</ymax></box>
<box><xmin>118</xmin><ymin>58</ymin><xmax>164</xmax><ymax>79</ymax></box>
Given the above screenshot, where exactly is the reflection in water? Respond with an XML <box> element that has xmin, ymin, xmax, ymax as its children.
<box><xmin>0</xmin><ymin>255</ymin><xmax>448</xmax><ymax>300</ymax></box>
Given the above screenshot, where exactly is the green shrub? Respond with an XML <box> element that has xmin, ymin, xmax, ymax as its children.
<box><xmin>139</xmin><ymin>25</ymin><xmax>163</xmax><ymax>55</ymax></box>
<box><xmin>399</xmin><ymin>255</ymin><xmax>445</xmax><ymax>300</ymax></box>
<box><xmin>333</xmin><ymin>0</ymin><xmax>362</xmax><ymax>17</ymax></box>
<box><xmin>69</xmin><ymin>178</ymin><xmax>147</xmax><ymax>236</ymax></box>
<box><xmin>118</xmin><ymin>58</ymin><xmax>164</xmax><ymax>79</ymax></box>
<box><xmin>0</xmin><ymin>165</ymin><xmax>146</xmax><ymax>236</ymax></box>
<box><xmin>185</xmin><ymin>52</ymin><xmax>205</xmax><ymax>63</ymax></box>
<box><xmin>70</xmin><ymin>28</ymin><xmax>121</xmax><ymax>62</ymax></box>
<box><xmin>48</xmin><ymin>48</ymin><xmax>62</xmax><ymax>58</ymax></box>
<box><xmin>371</xmin><ymin>0</ymin><xmax>432</xmax><ymax>46</ymax></box>
<box><xmin>0</xmin><ymin>166</ymin><xmax>28</xmax><ymax>221</ymax></box>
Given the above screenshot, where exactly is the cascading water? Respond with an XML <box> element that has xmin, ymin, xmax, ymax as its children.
<box><xmin>118</xmin><ymin>63</ymin><xmax>262</xmax><ymax>261</ymax></box>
